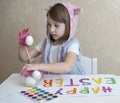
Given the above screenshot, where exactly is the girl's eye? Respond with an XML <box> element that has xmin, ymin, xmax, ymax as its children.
<box><xmin>55</xmin><ymin>24</ymin><xmax>59</xmax><ymax>28</ymax></box>
<box><xmin>47</xmin><ymin>24</ymin><xmax>51</xmax><ymax>28</ymax></box>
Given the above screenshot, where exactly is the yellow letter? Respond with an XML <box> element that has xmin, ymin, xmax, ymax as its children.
<box><xmin>92</xmin><ymin>77</ymin><xmax>102</xmax><ymax>84</ymax></box>
<box><xmin>56</xmin><ymin>79</ymin><xmax>64</xmax><ymax>87</ymax></box>
<box><xmin>91</xmin><ymin>87</ymin><xmax>100</xmax><ymax>93</ymax></box>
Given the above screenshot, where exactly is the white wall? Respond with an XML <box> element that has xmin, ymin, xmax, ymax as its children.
<box><xmin>0</xmin><ymin>0</ymin><xmax>120</xmax><ymax>83</ymax></box>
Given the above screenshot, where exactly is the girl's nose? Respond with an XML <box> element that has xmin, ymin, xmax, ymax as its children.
<box><xmin>50</xmin><ymin>26</ymin><xmax>55</xmax><ymax>33</ymax></box>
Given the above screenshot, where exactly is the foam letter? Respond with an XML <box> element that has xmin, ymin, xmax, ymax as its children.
<box><xmin>80</xmin><ymin>87</ymin><xmax>89</xmax><ymax>94</ymax></box>
<box><xmin>91</xmin><ymin>87</ymin><xmax>100</xmax><ymax>93</ymax></box>
<box><xmin>79</xmin><ymin>78</ymin><xmax>91</xmax><ymax>85</ymax></box>
<box><xmin>91</xmin><ymin>77</ymin><xmax>102</xmax><ymax>84</ymax></box>
<box><xmin>66</xmin><ymin>88</ymin><xmax>77</xmax><ymax>94</ymax></box>
<box><xmin>64</xmin><ymin>79</ymin><xmax>79</xmax><ymax>86</ymax></box>
<box><xmin>104</xmin><ymin>78</ymin><xmax>116</xmax><ymax>84</ymax></box>
<box><xmin>43</xmin><ymin>80</ymin><xmax>52</xmax><ymax>87</ymax></box>
<box><xmin>56</xmin><ymin>79</ymin><xmax>64</xmax><ymax>87</ymax></box>
<box><xmin>55</xmin><ymin>88</ymin><xmax>63</xmax><ymax>95</ymax></box>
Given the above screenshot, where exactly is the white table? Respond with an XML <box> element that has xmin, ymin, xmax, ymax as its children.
<box><xmin>0</xmin><ymin>73</ymin><xmax>120</xmax><ymax>103</ymax></box>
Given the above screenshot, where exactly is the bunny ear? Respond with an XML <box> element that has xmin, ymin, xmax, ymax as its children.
<box><xmin>45</xmin><ymin>5</ymin><xmax>52</xmax><ymax>11</ymax></box>
<box><xmin>74</xmin><ymin>8</ymin><xmax>83</xmax><ymax>16</ymax></box>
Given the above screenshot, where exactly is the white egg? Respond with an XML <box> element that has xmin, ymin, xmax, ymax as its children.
<box><xmin>25</xmin><ymin>35</ymin><xmax>33</xmax><ymax>46</ymax></box>
<box><xmin>32</xmin><ymin>71</ymin><xmax>42</xmax><ymax>81</ymax></box>
<box><xmin>24</xmin><ymin>76</ymin><xmax>37</xmax><ymax>87</ymax></box>
<box><xmin>21</xmin><ymin>76</ymin><xmax>26</xmax><ymax>83</ymax></box>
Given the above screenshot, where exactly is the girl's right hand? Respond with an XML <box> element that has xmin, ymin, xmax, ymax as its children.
<box><xmin>19</xmin><ymin>28</ymin><xmax>30</xmax><ymax>46</ymax></box>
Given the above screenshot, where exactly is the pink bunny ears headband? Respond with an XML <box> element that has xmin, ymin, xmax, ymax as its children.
<box><xmin>45</xmin><ymin>2</ymin><xmax>83</xmax><ymax>16</ymax></box>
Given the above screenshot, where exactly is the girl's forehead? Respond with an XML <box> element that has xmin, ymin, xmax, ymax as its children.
<box><xmin>47</xmin><ymin>16</ymin><xmax>60</xmax><ymax>24</ymax></box>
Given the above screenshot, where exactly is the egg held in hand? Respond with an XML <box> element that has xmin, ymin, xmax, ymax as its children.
<box><xmin>25</xmin><ymin>35</ymin><xmax>33</xmax><ymax>46</ymax></box>
<box><xmin>32</xmin><ymin>70</ymin><xmax>42</xmax><ymax>81</ymax></box>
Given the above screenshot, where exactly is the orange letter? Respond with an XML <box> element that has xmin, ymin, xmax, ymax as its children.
<box><xmin>43</xmin><ymin>80</ymin><xmax>52</xmax><ymax>87</ymax></box>
<box><xmin>66</xmin><ymin>88</ymin><xmax>77</xmax><ymax>94</ymax></box>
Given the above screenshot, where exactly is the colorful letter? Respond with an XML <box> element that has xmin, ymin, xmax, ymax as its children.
<box><xmin>64</xmin><ymin>79</ymin><xmax>79</xmax><ymax>86</ymax></box>
<box><xmin>66</xmin><ymin>88</ymin><xmax>77</xmax><ymax>94</ymax></box>
<box><xmin>104</xmin><ymin>78</ymin><xmax>116</xmax><ymax>84</ymax></box>
<box><xmin>55</xmin><ymin>88</ymin><xmax>63</xmax><ymax>95</ymax></box>
<box><xmin>43</xmin><ymin>80</ymin><xmax>52</xmax><ymax>87</ymax></box>
<box><xmin>91</xmin><ymin>87</ymin><xmax>100</xmax><ymax>93</ymax></box>
<box><xmin>91</xmin><ymin>77</ymin><xmax>102</xmax><ymax>84</ymax></box>
<box><xmin>55</xmin><ymin>79</ymin><xmax>64</xmax><ymax>87</ymax></box>
<box><xmin>80</xmin><ymin>87</ymin><xmax>89</xmax><ymax>94</ymax></box>
<box><xmin>79</xmin><ymin>78</ymin><xmax>91</xmax><ymax>85</ymax></box>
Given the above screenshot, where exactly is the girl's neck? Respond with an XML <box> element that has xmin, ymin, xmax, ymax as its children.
<box><xmin>52</xmin><ymin>41</ymin><xmax>61</xmax><ymax>45</ymax></box>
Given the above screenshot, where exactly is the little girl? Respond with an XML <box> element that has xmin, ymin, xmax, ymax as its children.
<box><xmin>18</xmin><ymin>2</ymin><xmax>85</xmax><ymax>75</ymax></box>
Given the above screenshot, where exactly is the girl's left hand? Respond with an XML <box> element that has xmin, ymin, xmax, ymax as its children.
<box><xmin>20</xmin><ymin>64</ymin><xmax>33</xmax><ymax>77</ymax></box>
<box><xmin>22</xmin><ymin>64</ymin><xmax>35</xmax><ymax>71</ymax></box>
<box><xmin>20</xmin><ymin>68</ymin><xmax>33</xmax><ymax>77</ymax></box>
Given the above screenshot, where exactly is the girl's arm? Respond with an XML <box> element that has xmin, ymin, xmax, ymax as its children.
<box><xmin>22</xmin><ymin>52</ymin><xmax>77</xmax><ymax>73</ymax></box>
<box><xmin>18</xmin><ymin>45</ymin><xmax>41</xmax><ymax>62</ymax></box>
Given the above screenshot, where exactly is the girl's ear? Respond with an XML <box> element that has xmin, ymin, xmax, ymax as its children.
<box><xmin>74</xmin><ymin>8</ymin><xmax>83</xmax><ymax>16</ymax></box>
<box><xmin>45</xmin><ymin>5</ymin><xmax>52</xmax><ymax>11</ymax></box>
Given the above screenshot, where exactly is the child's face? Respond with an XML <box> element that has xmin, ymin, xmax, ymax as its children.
<box><xmin>47</xmin><ymin>16</ymin><xmax>65</xmax><ymax>42</ymax></box>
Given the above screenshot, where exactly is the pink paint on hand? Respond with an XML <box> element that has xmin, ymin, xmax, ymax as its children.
<box><xmin>19</xmin><ymin>28</ymin><xmax>30</xmax><ymax>46</ymax></box>
<box><xmin>20</xmin><ymin>69</ymin><xmax>33</xmax><ymax>77</ymax></box>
